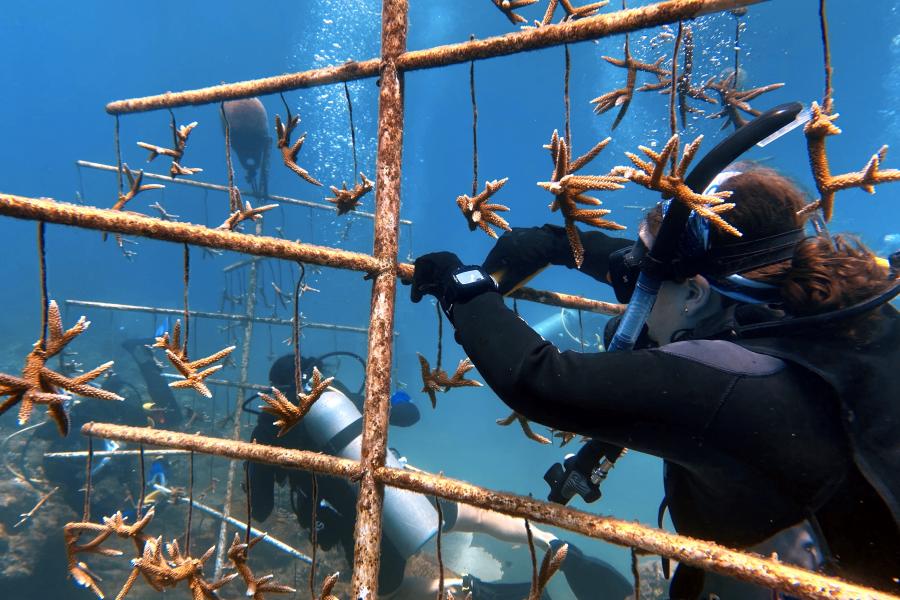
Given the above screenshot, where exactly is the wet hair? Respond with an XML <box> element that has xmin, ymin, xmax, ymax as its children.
<box><xmin>647</xmin><ymin>164</ymin><xmax>893</xmax><ymax>337</ymax></box>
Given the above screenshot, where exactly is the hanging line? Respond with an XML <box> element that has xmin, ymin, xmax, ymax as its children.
<box><xmin>244</xmin><ymin>459</ymin><xmax>252</xmax><ymax>546</ymax></box>
<box><xmin>37</xmin><ymin>222</ymin><xmax>48</xmax><ymax>349</ymax></box>
<box><xmin>309</xmin><ymin>474</ymin><xmax>319</xmax><ymax>598</ymax></box>
<box><xmin>185</xmin><ymin>450</ymin><xmax>195</xmax><ymax>552</ymax></box>
<box><xmin>564</xmin><ymin>43</ymin><xmax>572</xmax><ymax>148</ymax></box>
<box><xmin>343</xmin><ymin>81</ymin><xmax>359</xmax><ymax>185</ymax></box>
<box><xmin>470</xmin><ymin>34</ymin><xmax>479</xmax><ymax>197</ymax></box>
<box><xmin>435</xmin><ymin>302</ymin><xmax>444</xmax><ymax>371</ymax></box>
<box><xmin>82</xmin><ymin>436</ymin><xmax>94</xmax><ymax>522</ymax></box>
<box><xmin>183</xmin><ymin>243</ymin><xmax>191</xmax><ymax>352</ymax></box>
<box><xmin>137</xmin><ymin>443</ymin><xmax>146</xmax><ymax>519</ymax></box>
<box><xmin>669</xmin><ymin>22</ymin><xmax>684</xmax><ymax>172</ymax></box>
<box><xmin>293</xmin><ymin>262</ymin><xmax>307</xmax><ymax>394</ymax></box>
<box><xmin>435</xmin><ymin>499</ymin><xmax>445</xmax><ymax>600</ymax></box>
<box><xmin>114</xmin><ymin>114</ymin><xmax>124</xmax><ymax>197</ymax></box>
<box><xmin>221</xmin><ymin>103</ymin><xmax>241</xmax><ymax>213</ymax></box>
<box><xmin>818</xmin><ymin>0</ymin><xmax>834</xmax><ymax>113</ymax></box>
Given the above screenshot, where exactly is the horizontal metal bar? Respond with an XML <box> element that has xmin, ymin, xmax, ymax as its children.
<box><xmin>2</xmin><ymin>194</ymin><xmax>623</xmax><ymax>315</ymax></box>
<box><xmin>64</xmin><ymin>299</ymin><xmax>375</xmax><ymax>334</ymax></box>
<box><xmin>104</xmin><ymin>0</ymin><xmax>765</xmax><ymax>115</ymax></box>
<box><xmin>76</xmin><ymin>160</ymin><xmax>414</xmax><ymax>226</ymax></box>
<box><xmin>80</xmin><ymin>422</ymin><xmax>896</xmax><ymax>600</ymax></box>
<box><xmin>44</xmin><ymin>448</ymin><xmax>193</xmax><ymax>459</ymax></box>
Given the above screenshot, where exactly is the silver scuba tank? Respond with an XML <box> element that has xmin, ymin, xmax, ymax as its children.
<box><xmin>303</xmin><ymin>388</ymin><xmax>439</xmax><ymax>558</ymax></box>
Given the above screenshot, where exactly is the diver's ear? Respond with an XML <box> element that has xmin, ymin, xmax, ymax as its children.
<box><xmin>684</xmin><ymin>275</ymin><xmax>712</xmax><ymax>315</ymax></box>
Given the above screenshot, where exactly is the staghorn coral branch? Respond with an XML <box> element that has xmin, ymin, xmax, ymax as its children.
<box><xmin>491</xmin><ymin>0</ymin><xmax>540</xmax><ymax>24</ymax></box>
<box><xmin>539</xmin><ymin>130</ymin><xmax>626</xmax><ymax>266</ymax></box>
<box><xmin>497</xmin><ymin>411</ymin><xmax>552</xmax><ymax>444</ymax></box>
<box><xmin>275</xmin><ymin>111</ymin><xmax>322</xmax><ymax>187</ymax></box>
<box><xmin>803</xmin><ymin>102</ymin><xmax>900</xmax><ymax>221</ymax></box>
<box><xmin>217</xmin><ymin>200</ymin><xmax>278</xmax><ymax>231</ymax></box>
<box><xmin>326</xmin><ymin>172</ymin><xmax>374</xmax><ymax>215</ymax></box>
<box><xmin>259</xmin><ymin>367</ymin><xmax>335</xmax><ymax>437</ymax></box>
<box><xmin>456</xmin><ymin>177</ymin><xmax>512</xmax><ymax>239</ymax></box>
<box><xmin>615</xmin><ymin>134</ymin><xmax>741</xmax><ymax>237</ymax></box>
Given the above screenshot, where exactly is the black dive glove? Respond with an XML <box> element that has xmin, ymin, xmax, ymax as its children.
<box><xmin>409</xmin><ymin>252</ymin><xmax>464</xmax><ymax>303</ymax></box>
<box><xmin>409</xmin><ymin>252</ymin><xmax>498</xmax><ymax>322</ymax></box>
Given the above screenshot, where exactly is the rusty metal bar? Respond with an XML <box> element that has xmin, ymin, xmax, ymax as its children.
<box><xmin>510</xmin><ymin>287</ymin><xmax>625</xmax><ymax>315</ymax></box>
<box><xmin>80</xmin><ymin>423</ymin><xmax>898</xmax><ymax>600</ymax></box>
<box><xmin>349</xmin><ymin>1</ymin><xmax>408</xmax><ymax>595</ymax></box>
<box><xmin>64</xmin><ymin>299</ymin><xmax>376</xmax><ymax>335</ymax></box>
<box><xmin>213</xmin><ymin>236</ymin><xmax>259</xmax><ymax>579</ymax></box>
<box><xmin>0</xmin><ymin>194</ymin><xmax>624</xmax><ymax>316</ymax></box>
<box><xmin>104</xmin><ymin>0</ymin><xmax>765</xmax><ymax>115</ymax></box>
<box><xmin>76</xmin><ymin>160</ymin><xmax>414</xmax><ymax>226</ymax></box>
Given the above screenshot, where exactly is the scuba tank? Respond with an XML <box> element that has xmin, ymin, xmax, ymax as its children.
<box><xmin>302</xmin><ymin>388</ymin><xmax>439</xmax><ymax>558</ymax></box>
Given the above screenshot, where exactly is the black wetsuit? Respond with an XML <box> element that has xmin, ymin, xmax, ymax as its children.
<box><xmin>451</xmin><ymin>231</ymin><xmax>900</xmax><ymax>594</ymax></box>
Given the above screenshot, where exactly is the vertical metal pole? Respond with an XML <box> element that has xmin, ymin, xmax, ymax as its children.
<box><xmin>213</xmin><ymin>222</ymin><xmax>261</xmax><ymax>578</ymax></box>
<box><xmin>350</xmin><ymin>0</ymin><xmax>408</xmax><ymax>597</ymax></box>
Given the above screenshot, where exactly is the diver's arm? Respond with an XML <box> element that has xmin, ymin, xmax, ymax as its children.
<box><xmin>484</xmin><ymin>225</ymin><xmax>633</xmax><ymax>292</ymax></box>
<box><xmin>452</xmin><ymin>291</ymin><xmax>739</xmax><ymax>458</ymax></box>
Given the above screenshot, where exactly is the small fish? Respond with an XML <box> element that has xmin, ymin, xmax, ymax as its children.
<box><xmin>142</xmin><ymin>402</ymin><xmax>156</xmax><ymax>411</ymax></box>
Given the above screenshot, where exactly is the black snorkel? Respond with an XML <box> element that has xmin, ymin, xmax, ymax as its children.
<box><xmin>607</xmin><ymin>102</ymin><xmax>804</xmax><ymax>351</ymax></box>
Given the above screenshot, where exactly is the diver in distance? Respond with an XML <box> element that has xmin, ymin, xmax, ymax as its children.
<box><xmin>247</xmin><ymin>354</ymin><xmax>634</xmax><ymax>600</ymax></box>
<box><xmin>407</xmin><ymin>125</ymin><xmax>900</xmax><ymax>593</ymax></box>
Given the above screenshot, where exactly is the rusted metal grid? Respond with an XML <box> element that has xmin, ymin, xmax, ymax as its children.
<box><xmin>1</xmin><ymin>0</ymin><xmax>891</xmax><ymax>598</ymax></box>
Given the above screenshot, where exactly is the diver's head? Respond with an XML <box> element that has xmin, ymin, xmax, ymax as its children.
<box><xmin>268</xmin><ymin>354</ymin><xmax>324</xmax><ymax>393</ymax></box>
<box><xmin>643</xmin><ymin>165</ymin><xmax>807</xmax><ymax>344</ymax></box>
<box><xmin>641</xmin><ymin>164</ymin><xmax>893</xmax><ymax>342</ymax></box>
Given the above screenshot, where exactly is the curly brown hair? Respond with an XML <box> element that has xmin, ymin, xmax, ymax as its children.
<box><xmin>648</xmin><ymin>164</ymin><xmax>894</xmax><ymax>336</ymax></box>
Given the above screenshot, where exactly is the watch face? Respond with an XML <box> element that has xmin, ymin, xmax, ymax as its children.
<box><xmin>454</xmin><ymin>269</ymin><xmax>485</xmax><ymax>286</ymax></box>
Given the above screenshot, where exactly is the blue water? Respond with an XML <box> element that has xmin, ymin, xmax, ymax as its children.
<box><xmin>1</xmin><ymin>0</ymin><xmax>899</xmax><ymax>596</ymax></box>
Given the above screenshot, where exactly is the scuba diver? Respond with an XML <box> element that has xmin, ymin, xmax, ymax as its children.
<box><xmin>407</xmin><ymin>104</ymin><xmax>900</xmax><ymax>596</ymax></box>
<box><xmin>221</xmin><ymin>98</ymin><xmax>272</xmax><ymax>197</ymax></box>
<box><xmin>247</xmin><ymin>354</ymin><xmax>634</xmax><ymax>600</ymax></box>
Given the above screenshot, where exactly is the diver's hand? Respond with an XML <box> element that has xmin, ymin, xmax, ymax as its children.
<box><xmin>482</xmin><ymin>225</ymin><xmax>573</xmax><ymax>295</ymax></box>
<box><xmin>409</xmin><ymin>252</ymin><xmax>463</xmax><ymax>303</ymax></box>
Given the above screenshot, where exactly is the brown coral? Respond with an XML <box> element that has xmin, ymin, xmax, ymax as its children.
<box><xmin>802</xmin><ymin>101</ymin><xmax>900</xmax><ymax>221</ymax></box>
<box><xmin>613</xmin><ymin>134</ymin><xmax>741</xmax><ymax>237</ymax></box>
<box><xmin>136</xmin><ymin>117</ymin><xmax>203</xmax><ymax>178</ymax></box>
<box><xmin>0</xmin><ymin>300</ymin><xmax>122</xmax><ymax>435</ymax></box>
<box><xmin>275</xmin><ymin>108</ymin><xmax>322</xmax><ymax>187</ymax></box>
<box><xmin>456</xmin><ymin>178</ymin><xmax>512</xmax><ymax>239</ymax></box>
<box><xmin>326</xmin><ymin>172</ymin><xmax>374</xmax><ymax>215</ymax></box>
<box><xmin>537</xmin><ymin>130</ymin><xmax>627</xmax><ymax>267</ymax></box>
<box><xmin>418</xmin><ymin>354</ymin><xmax>482</xmax><ymax>409</ymax></box>
<box><xmin>706</xmin><ymin>71</ymin><xmax>784</xmax><ymax>131</ymax></box>
<box><xmin>259</xmin><ymin>367</ymin><xmax>334</xmax><ymax>437</ymax></box>
<box><xmin>153</xmin><ymin>320</ymin><xmax>235</xmax><ymax>398</ymax></box>
<box><xmin>496</xmin><ymin>412</ymin><xmax>552</xmax><ymax>445</ymax></box>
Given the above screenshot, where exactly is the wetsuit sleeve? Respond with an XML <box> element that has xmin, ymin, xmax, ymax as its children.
<box><xmin>576</xmin><ymin>231</ymin><xmax>634</xmax><ymax>284</ymax></box>
<box><xmin>452</xmin><ymin>292</ymin><xmax>743</xmax><ymax>461</ymax></box>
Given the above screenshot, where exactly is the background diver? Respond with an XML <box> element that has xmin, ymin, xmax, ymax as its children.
<box><xmin>408</xmin><ymin>154</ymin><xmax>900</xmax><ymax>596</ymax></box>
<box><xmin>247</xmin><ymin>353</ymin><xmax>634</xmax><ymax>600</ymax></box>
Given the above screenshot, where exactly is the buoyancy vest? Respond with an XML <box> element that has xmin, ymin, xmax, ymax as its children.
<box><xmin>736</xmin><ymin>305</ymin><xmax>900</xmax><ymax>531</ymax></box>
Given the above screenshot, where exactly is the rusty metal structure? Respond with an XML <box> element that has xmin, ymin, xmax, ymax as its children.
<box><xmin>2</xmin><ymin>0</ymin><xmax>897</xmax><ymax>598</ymax></box>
